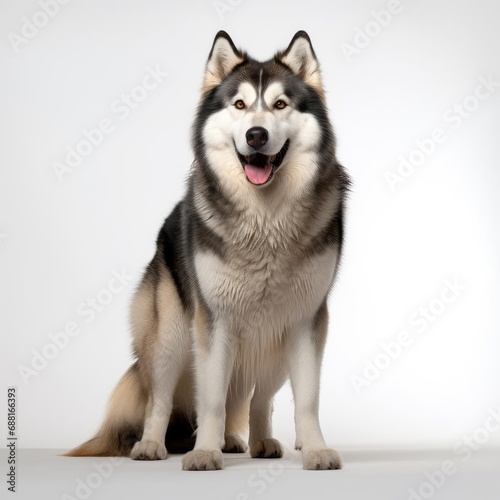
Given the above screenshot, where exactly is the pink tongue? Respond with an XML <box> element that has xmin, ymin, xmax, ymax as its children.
<box><xmin>244</xmin><ymin>163</ymin><xmax>272</xmax><ymax>185</ymax></box>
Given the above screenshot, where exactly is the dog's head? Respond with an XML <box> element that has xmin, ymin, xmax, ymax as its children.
<box><xmin>193</xmin><ymin>31</ymin><xmax>333</xmax><ymax>195</ymax></box>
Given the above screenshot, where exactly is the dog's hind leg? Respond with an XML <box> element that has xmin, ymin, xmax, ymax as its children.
<box><xmin>130</xmin><ymin>270</ymin><xmax>190</xmax><ymax>461</ymax></box>
<box><xmin>249</xmin><ymin>367</ymin><xmax>288</xmax><ymax>459</ymax></box>
<box><xmin>223</xmin><ymin>371</ymin><xmax>251</xmax><ymax>453</ymax></box>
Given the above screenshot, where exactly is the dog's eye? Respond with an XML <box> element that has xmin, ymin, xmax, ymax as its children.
<box><xmin>234</xmin><ymin>100</ymin><xmax>246</xmax><ymax>110</ymax></box>
<box><xmin>275</xmin><ymin>100</ymin><xmax>287</xmax><ymax>110</ymax></box>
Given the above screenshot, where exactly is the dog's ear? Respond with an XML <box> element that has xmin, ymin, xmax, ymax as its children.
<box><xmin>203</xmin><ymin>31</ymin><xmax>245</xmax><ymax>93</ymax></box>
<box><xmin>278</xmin><ymin>31</ymin><xmax>324</xmax><ymax>98</ymax></box>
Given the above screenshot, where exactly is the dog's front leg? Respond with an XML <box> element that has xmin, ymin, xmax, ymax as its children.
<box><xmin>182</xmin><ymin>315</ymin><xmax>235</xmax><ymax>471</ymax></box>
<box><xmin>289</xmin><ymin>310</ymin><xmax>342</xmax><ymax>470</ymax></box>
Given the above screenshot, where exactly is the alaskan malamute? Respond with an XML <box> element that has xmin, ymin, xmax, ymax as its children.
<box><xmin>66</xmin><ymin>30</ymin><xmax>349</xmax><ymax>470</ymax></box>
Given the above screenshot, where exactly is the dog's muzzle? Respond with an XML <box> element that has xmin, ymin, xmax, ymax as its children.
<box><xmin>236</xmin><ymin>129</ymin><xmax>290</xmax><ymax>186</ymax></box>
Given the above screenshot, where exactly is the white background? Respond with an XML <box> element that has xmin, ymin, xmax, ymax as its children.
<box><xmin>1</xmin><ymin>0</ymin><xmax>499</xmax><ymax>456</ymax></box>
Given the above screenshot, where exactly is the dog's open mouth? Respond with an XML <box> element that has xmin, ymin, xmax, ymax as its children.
<box><xmin>237</xmin><ymin>140</ymin><xmax>290</xmax><ymax>186</ymax></box>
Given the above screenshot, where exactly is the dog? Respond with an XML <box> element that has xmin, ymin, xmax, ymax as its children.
<box><xmin>65</xmin><ymin>30</ymin><xmax>350</xmax><ymax>471</ymax></box>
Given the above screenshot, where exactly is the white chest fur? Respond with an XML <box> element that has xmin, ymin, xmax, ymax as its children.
<box><xmin>194</xmin><ymin>244</ymin><xmax>337</xmax><ymax>337</ymax></box>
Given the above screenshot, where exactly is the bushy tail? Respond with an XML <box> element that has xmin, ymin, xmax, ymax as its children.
<box><xmin>63</xmin><ymin>362</ymin><xmax>147</xmax><ymax>457</ymax></box>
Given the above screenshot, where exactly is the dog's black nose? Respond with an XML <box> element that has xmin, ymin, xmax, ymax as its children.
<box><xmin>246</xmin><ymin>127</ymin><xmax>268</xmax><ymax>149</ymax></box>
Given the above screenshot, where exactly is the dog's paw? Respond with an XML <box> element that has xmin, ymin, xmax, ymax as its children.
<box><xmin>182</xmin><ymin>449</ymin><xmax>223</xmax><ymax>470</ymax></box>
<box><xmin>130</xmin><ymin>440</ymin><xmax>167</xmax><ymax>461</ymax></box>
<box><xmin>250</xmin><ymin>438</ymin><xmax>283</xmax><ymax>459</ymax></box>
<box><xmin>302</xmin><ymin>448</ymin><xmax>342</xmax><ymax>470</ymax></box>
<box><xmin>223</xmin><ymin>434</ymin><xmax>248</xmax><ymax>453</ymax></box>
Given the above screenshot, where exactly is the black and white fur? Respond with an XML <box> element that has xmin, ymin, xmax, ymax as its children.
<box><xmin>66</xmin><ymin>30</ymin><xmax>350</xmax><ymax>471</ymax></box>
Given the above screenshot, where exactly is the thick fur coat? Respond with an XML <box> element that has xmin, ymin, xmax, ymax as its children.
<box><xmin>66</xmin><ymin>30</ymin><xmax>349</xmax><ymax>471</ymax></box>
